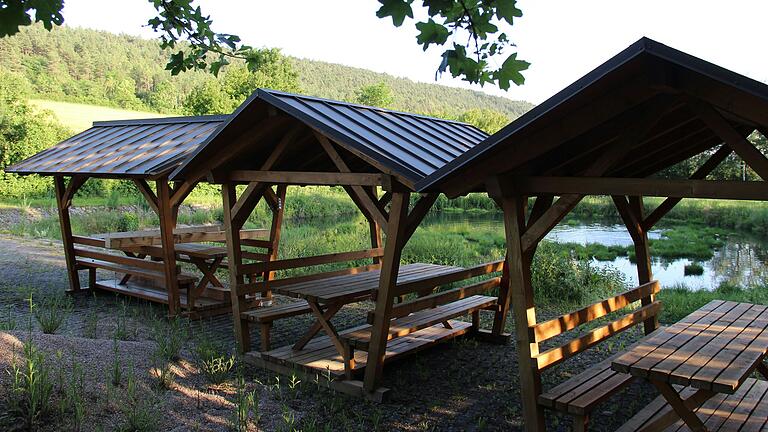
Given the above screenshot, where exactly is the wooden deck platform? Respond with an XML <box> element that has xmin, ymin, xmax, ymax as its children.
<box><xmin>93</xmin><ymin>278</ymin><xmax>229</xmax><ymax>313</ymax></box>
<box><xmin>250</xmin><ymin>319</ymin><xmax>472</xmax><ymax>378</ymax></box>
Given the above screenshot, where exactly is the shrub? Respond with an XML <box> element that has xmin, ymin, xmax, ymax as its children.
<box><xmin>34</xmin><ymin>295</ymin><xmax>73</xmax><ymax>334</ymax></box>
<box><xmin>117</xmin><ymin>213</ymin><xmax>139</xmax><ymax>232</ymax></box>
<box><xmin>684</xmin><ymin>262</ymin><xmax>704</xmax><ymax>276</ymax></box>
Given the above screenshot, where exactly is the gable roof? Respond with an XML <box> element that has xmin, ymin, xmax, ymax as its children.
<box><xmin>7</xmin><ymin>115</ymin><xmax>228</xmax><ymax>179</ymax></box>
<box><xmin>417</xmin><ymin>37</ymin><xmax>768</xmax><ymax>195</ymax></box>
<box><xmin>170</xmin><ymin>89</ymin><xmax>488</xmax><ymax>188</ymax></box>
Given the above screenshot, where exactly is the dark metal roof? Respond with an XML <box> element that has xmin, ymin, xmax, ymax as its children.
<box><xmin>7</xmin><ymin>115</ymin><xmax>228</xmax><ymax>178</ymax></box>
<box><xmin>417</xmin><ymin>37</ymin><xmax>768</xmax><ymax>194</ymax></box>
<box><xmin>171</xmin><ymin>89</ymin><xmax>488</xmax><ymax>187</ymax></box>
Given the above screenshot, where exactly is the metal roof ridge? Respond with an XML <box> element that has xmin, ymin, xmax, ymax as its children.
<box><xmin>93</xmin><ymin>114</ymin><xmax>230</xmax><ymax>127</ymax></box>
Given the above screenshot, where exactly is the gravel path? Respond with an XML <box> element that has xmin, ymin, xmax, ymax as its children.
<box><xmin>0</xmin><ymin>234</ymin><xmax>660</xmax><ymax>431</ymax></box>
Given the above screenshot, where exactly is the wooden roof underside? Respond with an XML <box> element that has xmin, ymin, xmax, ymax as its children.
<box><xmin>420</xmin><ymin>37</ymin><xmax>768</xmax><ymax>197</ymax></box>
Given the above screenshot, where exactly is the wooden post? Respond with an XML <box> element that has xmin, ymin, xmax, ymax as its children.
<box><xmin>368</xmin><ymin>186</ymin><xmax>383</xmax><ymax>264</ymax></box>
<box><xmin>222</xmin><ymin>182</ymin><xmax>248</xmax><ymax>351</ymax></box>
<box><xmin>156</xmin><ymin>178</ymin><xmax>180</xmax><ymax>316</ymax></box>
<box><xmin>499</xmin><ymin>194</ymin><xmax>545</xmax><ymax>432</ymax></box>
<box><xmin>363</xmin><ymin>191</ymin><xmax>410</xmax><ymax>393</ymax></box>
<box><xmin>263</xmin><ymin>185</ymin><xmax>287</xmax><ymax>303</ymax></box>
<box><xmin>629</xmin><ymin>196</ymin><xmax>659</xmax><ymax>334</ymax></box>
<box><xmin>54</xmin><ymin>176</ymin><xmax>81</xmax><ymax>293</ymax></box>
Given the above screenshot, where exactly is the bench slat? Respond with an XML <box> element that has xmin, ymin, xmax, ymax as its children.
<box><xmin>241</xmin><ymin>302</ymin><xmax>312</xmax><ymax>322</ymax></box>
<box><xmin>78</xmin><ymin>258</ymin><xmax>196</xmax><ymax>283</ymax></box>
<box><xmin>343</xmin><ymin>295</ymin><xmax>497</xmax><ymax>350</ymax></box>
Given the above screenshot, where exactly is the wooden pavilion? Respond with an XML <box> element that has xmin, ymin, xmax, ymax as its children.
<box><xmin>170</xmin><ymin>89</ymin><xmax>508</xmax><ymax>398</ymax></box>
<box><xmin>6</xmin><ymin>115</ymin><xmax>283</xmax><ymax>317</ymax></box>
<box><xmin>419</xmin><ymin>37</ymin><xmax>768</xmax><ymax>430</ymax></box>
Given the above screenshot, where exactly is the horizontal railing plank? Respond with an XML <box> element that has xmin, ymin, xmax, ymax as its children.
<box><xmin>530</xmin><ymin>280</ymin><xmax>660</xmax><ymax>342</ymax></box>
<box><xmin>534</xmin><ymin>301</ymin><xmax>662</xmax><ymax>371</ymax></box>
<box><xmin>391</xmin><ymin>259</ymin><xmax>504</xmax><ymax>297</ymax></box>
<box><xmin>237</xmin><ymin>248</ymin><xmax>384</xmax><ymax>276</ymax></box>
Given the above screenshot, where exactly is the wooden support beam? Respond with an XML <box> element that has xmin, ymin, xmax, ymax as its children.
<box><xmin>520</xmin><ymin>194</ymin><xmax>583</xmax><ymax>253</ymax></box>
<box><xmin>690</xmin><ymin>101</ymin><xmax>768</xmax><ymax>180</ymax></box>
<box><xmin>156</xmin><ymin>178</ymin><xmax>180</xmax><ymax>316</ymax></box>
<box><xmin>263</xmin><ymin>187</ymin><xmax>279</xmax><ymax>212</ymax></box>
<box><xmin>170</xmin><ymin>180</ymin><xmax>197</xmax><ymax>208</ymax></box>
<box><xmin>54</xmin><ymin>176</ymin><xmax>82</xmax><ymax>293</ymax></box>
<box><xmin>403</xmin><ymin>193</ymin><xmax>439</xmax><ymax>242</ymax></box>
<box><xmin>643</xmin><ymin>144</ymin><xmax>733</xmax><ymax>230</ymax></box>
<box><xmin>62</xmin><ymin>176</ymin><xmax>87</xmax><ymax>207</ymax></box>
<box><xmin>133</xmin><ymin>179</ymin><xmax>159</xmax><ymax>215</ymax></box>
<box><xmin>222</xmin><ymin>182</ymin><xmax>249</xmax><ymax>352</ymax></box>
<box><xmin>316</xmin><ymin>132</ymin><xmax>390</xmax><ymax>228</ymax></box>
<box><xmin>363</xmin><ymin>191</ymin><xmax>410</xmax><ymax>394</ymax></box>
<box><xmin>499</xmin><ymin>194</ymin><xmax>544</xmax><ymax>431</ymax></box>
<box><xmin>263</xmin><ymin>185</ymin><xmax>287</xmax><ymax>298</ymax></box>
<box><xmin>368</xmin><ymin>186</ymin><xmax>383</xmax><ymax>264</ymax></box>
<box><xmin>226</xmin><ymin>170</ymin><xmax>387</xmax><ymax>186</ymax></box>
<box><xmin>512</xmin><ymin>176</ymin><xmax>768</xmax><ymax>201</ymax></box>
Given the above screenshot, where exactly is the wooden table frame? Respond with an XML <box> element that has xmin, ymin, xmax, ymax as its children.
<box><xmin>612</xmin><ymin>300</ymin><xmax>768</xmax><ymax>432</ymax></box>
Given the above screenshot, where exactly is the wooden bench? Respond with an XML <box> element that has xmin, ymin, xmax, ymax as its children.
<box><xmin>532</xmin><ymin>280</ymin><xmax>663</xmax><ymax>432</ymax></box>
<box><xmin>539</xmin><ymin>327</ymin><xmax>665</xmax><ymax>428</ymax></box>
<box><xmin>236</xmin><ymin>247</ymin><xmax>385</xmax><ymax>352</ymax></box>
<box><xmin>241</xmin><ymin>302</ymin><xmax>313</xmax><ymax>351</ymax></box>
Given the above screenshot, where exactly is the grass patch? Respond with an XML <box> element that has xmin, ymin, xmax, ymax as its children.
<box><xmin>34</xmin><ymin>295</ymin><xmax>73</xmax><ymax>334</ymax></box>
<box><xmin>658</xmin><ymin>282</ymin><xmax>768</xmax><ymax>324</ymax></box>
<box><xmin>684</xmin><ymin>262</ymin><xmax>704</xmax><ymax>276</ymax></box>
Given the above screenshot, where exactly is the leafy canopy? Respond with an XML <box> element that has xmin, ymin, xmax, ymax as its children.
<box><xmin>377</xmin><ymin>0</ymin><xmax>529</xmax><ymax>89</ymax></box>
<box><xmin>0</xmin><ymin>0</ymin><xmax>528</xmax><ymax>89</ymax></box>
<box><xmin>355</xmin><ymin>82</ymin><xmax>394</xmax><ymax>108</ymax></box>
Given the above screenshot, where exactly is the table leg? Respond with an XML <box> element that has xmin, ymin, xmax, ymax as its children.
<box><xmin>190</xmin><ymin>256</ymin><xmax>224</xmax><ymax>292</ymax></box>
<box><xmin>641</xmin><ymin>382</ymin><xmax>713</xmax><ymax>432</ymax></box>
<box><xmin>119</xmin><ymin>253</ymin><xmax>146</xmax><ymax>284</ymax></box>
<box><xmin>292</xmin><ymin>302</ymin><xmax>344</xmax><ymax>353</ymax></box>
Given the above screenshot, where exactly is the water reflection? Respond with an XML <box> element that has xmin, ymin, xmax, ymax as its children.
<box><xmin>420</xmin><ymin>212</ymin><xmax>768</xmax><ymax>291</ymax></box>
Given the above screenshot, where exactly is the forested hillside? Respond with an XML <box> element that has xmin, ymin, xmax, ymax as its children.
<box><xmin>0</xmin><ymin>25</ymin><xmax>533</xmax><ymax>119</ymax></box>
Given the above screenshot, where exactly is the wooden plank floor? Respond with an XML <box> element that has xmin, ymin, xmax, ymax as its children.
<box><xmin>256</xmin><ymin>320</ymin><xmax>472</xmax><ymax>378</ymax></box>
<box><xmin>94</xmin><ymin>278</ymin><xmax>227</xmax><ymax>310</ymax></box>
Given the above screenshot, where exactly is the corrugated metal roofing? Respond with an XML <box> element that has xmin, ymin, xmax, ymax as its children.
<box><xmin>171</xmin><ymin>89</ymin><xmax>489</xmax><ymax>186</ymax></box>
<box><xmin>7</xmin><ymin>115</ymin><xmax>228</xmax><ymax>178</ymax></box>
<box><xmin>417</xmin><ymin>37</ymin><xmax>768</xmax><ymax>194</ymax></box>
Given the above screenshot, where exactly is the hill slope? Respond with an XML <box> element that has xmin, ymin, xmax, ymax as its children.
<box><xmin>30</xmin><ymin>99</ymin><xmax>168</xmax><ymax>132</ymax></box>
<box><xmin>0</xmin><ymin>25</ymin><xmax>533</xmax><ymax>119</ymax></box>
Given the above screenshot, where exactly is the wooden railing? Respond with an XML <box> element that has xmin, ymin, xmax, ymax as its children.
<box><xmin>236</xmin><ymin>248</ymin><xmax>384</xmax><ymax>276</ymax></box>
<box><xmin>391</xmin><ymin>259</ymin><xmax>505</xmax><ymax>298</ymax></box>
<box><xmin>531</xmin><ymin>280</ymin><xmax>662</xmax><ymax>371</ymax></box>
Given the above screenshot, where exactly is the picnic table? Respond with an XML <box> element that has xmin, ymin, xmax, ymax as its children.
<box><xmin>274</xmin><ymin>262</ymin><xmax>461</xmax><ymax>357</ymax></box>
<box><xmin>612</xmin><ymin>300</ymin><xmax>768</xmax><ymax>431</ymax></box>
<box><xmin>127</xmin><ymin>243</ymin><xmax>229</xmax><ymax>292</ymax></box>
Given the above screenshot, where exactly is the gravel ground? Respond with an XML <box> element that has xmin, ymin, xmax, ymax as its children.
<box><xmin>0</xmin><ymin>234</ymin><xmax>660</xmax><ymax>431</ymax></box>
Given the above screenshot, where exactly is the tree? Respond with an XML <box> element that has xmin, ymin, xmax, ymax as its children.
<box><xmin>457</xmin><ymin>108</ymin><xmax>509</xmax><ymax>133</ymax></box>
<box><xmin>182</xmin><ymin>79</ymin><xmax>233</xmax><ymax>115</ymax></box>
<box><xmin>355</xmin><ymin>82</ymin><xmax>394</xmax><ymax>108</ymax></box>
<box><xmin>0</xmin><ymin>70</ymin><xmax>69</xmax><ymax>197</ymax></box>
<box><xmin>0</xmin><ymin>0</ymin><xmax>527</xmax><ymax>90</ymax></box>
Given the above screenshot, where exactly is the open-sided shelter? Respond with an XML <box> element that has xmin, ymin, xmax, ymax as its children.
<box><xmin>170</xmin><ymin>89</ymin><xmax>510</xmax><ymax>399</ymax></box>
<box><xmin>420</xmin><ymin>37</ymin><xmax>768</xmax><ymax>431</ymax></box>
<box><xmin>7</xmin><ymin>115</ymin><xmax>282</xmax><ymax>317</ymax></box>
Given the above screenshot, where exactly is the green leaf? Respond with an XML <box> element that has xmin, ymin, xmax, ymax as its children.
<box><xmin>496</xmin><ymin>0</ymin><xmax>522</xmax><ymax>25</ymax></box>
<box><xmin>415</xmin><ymin>19</ymin><xmax>449</xmax><ymax>50</ymax></box>
<box><xmin>494</xmin><ymin>53</ymin><xmax>530</xmax><ymax>90</ymax></box>
<box><xmin>376</xmin><ymin>0</ymin><xmax>414</xmax><ymax>27</ymax></box>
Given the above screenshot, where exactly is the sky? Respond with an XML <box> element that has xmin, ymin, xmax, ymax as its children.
<box><xmin>60</xmin><ymin>0</ymin><xmax>768</xmax><ymax>105</ymax></box>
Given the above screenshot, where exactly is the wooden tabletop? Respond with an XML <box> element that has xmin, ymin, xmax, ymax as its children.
<box><xmin>123</xmin><ymin>242</ymin><xmax>228</xmax><ymax>260</ymax></box>
<box><xmin>275</xmin><ymin>263</ymin><xmax>462</xmax><ymax>304</ymax></box>
<box><xmin>612</xmin><ymin>300</ymin><xmax>768</xmax><ymax>393</ymax></box>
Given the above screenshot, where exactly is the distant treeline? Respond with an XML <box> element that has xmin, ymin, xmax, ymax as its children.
<box><xmin>0</xmin><ymin>25</ymin><xmax>533</xmax><ymax>121</ymax></box>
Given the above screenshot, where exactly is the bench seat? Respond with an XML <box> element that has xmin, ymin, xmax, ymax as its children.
<box><xmin>342</xmin><ymin>295</ymin><xmax>498</xmax><ymax>350</ymax></box>
<box><xmin>78</xmin><ymin>258</ymin><xmax>196</xmax><ymax>283</ymax></box>
<box><xmin>241</xmin><ymin>301</ymin><xmax>313</xmax><ymax>352</ymax></box>
<box><xmin>539</xmin><ymin>327</ymin><xmax>665</xmax><ymax>431</ymax></box>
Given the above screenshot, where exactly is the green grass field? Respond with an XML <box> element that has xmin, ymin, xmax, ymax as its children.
<box><xmin>29</xmin><ymin>99</ymin><xmax>168</xmax><ymax>133</ymax></box>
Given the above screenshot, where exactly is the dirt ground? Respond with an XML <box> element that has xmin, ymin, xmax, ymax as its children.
<box><xmin>0</xmin><ymin>234</ymin><xmax>660</xmax><ymax>431</ymax></box>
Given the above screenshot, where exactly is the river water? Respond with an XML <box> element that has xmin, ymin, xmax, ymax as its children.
<box><xmin>419</xmin><ymin>212</ymin><xmax>768</xmax><ymax>290</ymax></box>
